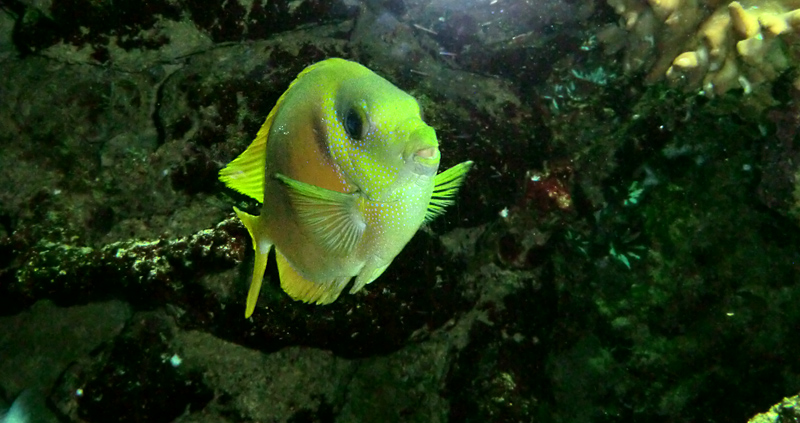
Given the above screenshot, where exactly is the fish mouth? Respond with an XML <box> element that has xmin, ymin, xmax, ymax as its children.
<box><xmin>416</xmin><ymin>147</ymin><xmax>436</xmax><ymax>158</ymax></box>
<box><xmin>401</xmin><ymin>122</ymin><xmax>440</xmax><ymax>175</ymax></box>
<box><xmin>410</xmin><ymin>145</ymin><xmax>439</xmax><ymax>165</ymax></box>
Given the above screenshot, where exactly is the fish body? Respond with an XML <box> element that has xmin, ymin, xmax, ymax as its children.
<box><xmin>220</xmin><ymin>58</ymin><xmax>471</xmax><ymax>317</ymax></box>
<box><xmin>0</xmin><ymin>390</ymin><xmax>55</xmax><ymax>423</ymax></box>
<box><xmin>0</xmin><ymin>396</ymin><xmax>26</xmax><ymax>423</ymax></box>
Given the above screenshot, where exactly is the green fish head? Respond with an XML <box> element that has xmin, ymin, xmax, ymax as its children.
<box><xmin>330</xmin><ymin>74</ymin><xmax>441</xmax><ymax>201</ymax></box>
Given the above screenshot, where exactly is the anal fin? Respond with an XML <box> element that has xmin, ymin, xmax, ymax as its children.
<box><xmin>351</xmin><ymin>262</ymin><xmax>391</xmax><ymax>294</ymax></box>
<box><xmin>275</xmin><ymin>249</ymin><xmax>350</xmax><ymax>305</ymax></box>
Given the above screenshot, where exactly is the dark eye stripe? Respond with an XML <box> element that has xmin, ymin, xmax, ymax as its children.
<box><xmin>312</xmin><ymin>108</ymin><xmax>332</xmax><ymax>162</ymax></box>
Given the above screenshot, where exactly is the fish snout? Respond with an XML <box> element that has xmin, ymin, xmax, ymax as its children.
<box><xmin>405</xmin><ymin>125</ymin><xmax>440</xmax><ymax>174</ymax></box>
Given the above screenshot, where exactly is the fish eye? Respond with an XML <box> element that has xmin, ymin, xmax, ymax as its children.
<box><xmin>344</xmin><ymin>107</ymin><xmax>366</xmax><ymax>141</ymax></box>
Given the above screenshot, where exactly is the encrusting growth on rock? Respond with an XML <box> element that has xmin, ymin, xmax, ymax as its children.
<box><xmin>602</xmin><ymin>0</ymin><xmax>800</xmax><ymax>100</ymax></box>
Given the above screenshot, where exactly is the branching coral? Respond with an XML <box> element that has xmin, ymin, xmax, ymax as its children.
<box><xmin>601</xmin><ymin>0</ymin><xmax>800</xmax><ymax>99</ymax></box>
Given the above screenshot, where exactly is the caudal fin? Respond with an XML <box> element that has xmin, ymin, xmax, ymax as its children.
<box><xmin>234</xmin><ymin>207</ymin><xmax>273</xmax><ymax>319</ymax></box>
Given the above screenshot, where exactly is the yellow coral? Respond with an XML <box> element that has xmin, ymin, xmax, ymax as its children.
<box><xmin>602</xmin><ymin>0</ymin><xmax>800</xmax><ymax>101</ymax></box>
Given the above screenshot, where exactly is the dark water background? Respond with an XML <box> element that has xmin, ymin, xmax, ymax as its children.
<box><xmin>0</xmin><ymin>0</ymin><xmax>799</xmax><ymax>422</ymax></box>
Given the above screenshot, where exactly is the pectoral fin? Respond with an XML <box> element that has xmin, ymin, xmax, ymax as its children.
<box><xmin>274</xmin><ymin>173</ymin><xmax>365</xmax><ymax>255</ymax></box>
<box><xmin>425</xmin><ymin>160</ymin><xmax>473</xmax><ymax>222</ymax></box>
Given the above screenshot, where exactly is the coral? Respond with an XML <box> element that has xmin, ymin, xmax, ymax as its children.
<box><xmin>602</xmin><ymin>0</ymin><xmax>800</xmax><ymax>99</ymax></box>
<box><xmin>748</xmin><ymin>393</ymin><xmax>800</xmax><ymax>422</ymax></box>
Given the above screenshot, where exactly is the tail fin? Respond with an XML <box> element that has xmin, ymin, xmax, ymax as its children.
<box><xmin>234</xmin><ymin>207</ymin><xmax>273</xmax><ymax>318</ymax></box>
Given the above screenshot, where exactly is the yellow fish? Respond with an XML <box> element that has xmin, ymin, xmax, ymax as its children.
<box><xmin>219</xmin><ymin>58</ymin><xmax>471</xmax><ymax>318</ymax></box>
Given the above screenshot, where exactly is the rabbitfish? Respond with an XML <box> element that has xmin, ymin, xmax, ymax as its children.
<box><xmin>220</xmin><ymin>58</ymin><xmax>471</xmax><ymax>318</ymax></box>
